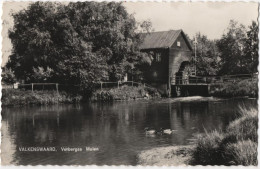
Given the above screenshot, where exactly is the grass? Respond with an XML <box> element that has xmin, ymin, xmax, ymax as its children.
<box><xmin>209</xmin><ymin>79</ymin><xmax>258</xmax><ymax>97</ymax></box>
<box><xmin>2</xmin><ymin>88</ymin><xmax>83</xmax><ymax>106</ymax></box>
<box><xmin>191</xmin><ymin>106</ymin><xmax>258</xmax><ymax>166</ymax></box>
<box><xmin>91</xmin><ymin>85</ymin><xmax>161</xmax><ymax>101</ymax></box>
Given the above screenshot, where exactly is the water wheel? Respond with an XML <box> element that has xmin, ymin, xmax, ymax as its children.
<box><xmin>176</xmin><ymin>62</ymin><xmax>191</xmax><ymax>85</ymax></box>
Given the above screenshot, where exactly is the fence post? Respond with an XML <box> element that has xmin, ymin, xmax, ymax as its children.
<box><xmin>32</xmin><ymin>83</ymin><xmax>34</xmax><ymax>92</ymax></box>
<box><xmin>118</xmin><ymin>81</ymin><xmax>119</xmax><ymax>89</ymax></box>
<box><xmin>56</xmin><ymin>83</ymin><xmax>59</xmax><ymax>94</ymax></box>
<box><xmin>101</xmin><ymin>82</ymin><xmax>103</xmax><ymax>90</ymax></box>
<box><xmin>132</xmin><ymin>81</ymin><xmax>133</xmax><ymax>87</ymax></box>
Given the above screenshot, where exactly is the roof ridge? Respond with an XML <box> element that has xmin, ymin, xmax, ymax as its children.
<box><xmin>149</xmin><ymin>29</ymin><xmax>182</xmax><ymax>34</ymax></box>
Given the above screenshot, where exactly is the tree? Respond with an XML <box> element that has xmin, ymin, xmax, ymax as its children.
<box><xmin>66</xmin><ymin>2</ymin><xmax>152</xmax><ymax>81</ymax></box>
<box><xmin>244</xmin><ymin>21</ymin><xmax>258</xmax><ymax>73</ymax></box>
<box><xmin>7</xmin><ymin>2</ymin><xmax>151</xmax><ymax>90</ymax></box>
<box><xmin>217</xmin><ymin>20</ymin><xmax>247</xmax><ymax>74</ymax></box>
<box><xmin>190</xmin><ymin>33</ymin><xmax>220</xmax><ymax>75</ymax></box>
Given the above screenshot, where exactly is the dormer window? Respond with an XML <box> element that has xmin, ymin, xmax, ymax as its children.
<box><xmin>177</xmin><ymin>41</ymin><xmax>181</xmax><ymax>47</ymax></box>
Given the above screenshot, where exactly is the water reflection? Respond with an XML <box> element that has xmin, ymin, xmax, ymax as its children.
<box><xmin>1</xmin><ymin>98</ymin><xmax>257</xmax><ymax>165</ymax></box>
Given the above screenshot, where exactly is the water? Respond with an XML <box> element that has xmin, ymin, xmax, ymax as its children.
<box><xmin>1</xmin><ymin>97</ymin><xmax>257</xmax><ymax>165</ymax></box>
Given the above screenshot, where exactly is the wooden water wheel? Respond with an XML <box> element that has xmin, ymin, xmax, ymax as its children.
<box><xmin>176</xmin><ymin>62</ymin><xmax>191</xmax><ymax>85</ymax></box>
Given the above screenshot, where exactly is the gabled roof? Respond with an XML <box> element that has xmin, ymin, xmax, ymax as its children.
<box><xmin>140</xmin><ymin>29</ymin><xmax>192</xmax><ymax>50</ymax></box>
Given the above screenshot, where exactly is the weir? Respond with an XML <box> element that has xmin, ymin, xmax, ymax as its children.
<box><xmin>171</xmin><ymin>84</ymin><xmax>209</xmax><ymax>97</ymax></box>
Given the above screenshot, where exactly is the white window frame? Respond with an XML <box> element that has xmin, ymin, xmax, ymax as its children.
<box><xmin>177</xmin><ymin>41</ymin><xmax>181</xmax><ymax>47</ymax></box>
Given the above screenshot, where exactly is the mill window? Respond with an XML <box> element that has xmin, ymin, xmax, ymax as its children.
<box><xmin>155</xmin><ymin>53</ymin><xmax>161</xmax><ymax>62</ymax></box>
<box><xmin>177</xmin><ymin>41</ymin><xmax>181</xmax><ymax>47</ymax></box>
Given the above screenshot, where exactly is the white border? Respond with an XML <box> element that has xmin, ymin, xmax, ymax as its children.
<box><xmin>0</xmin><ymin>0</ymin><xmax>259</xmax><ymax>169</ymax></box>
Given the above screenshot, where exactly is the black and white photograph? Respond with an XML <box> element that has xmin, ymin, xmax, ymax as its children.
<box><xmin>1</xmin><ymin>1</ymin><xmax>259</xmax><ymax>166</ymax></box>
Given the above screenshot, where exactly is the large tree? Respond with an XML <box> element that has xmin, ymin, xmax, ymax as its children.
<box><xmin>6</xmin><ymin>2</ymin><xmax>152</xmax><ymax>89</ymax></box>
<box><xmin>216</xmin><ymin>20</ymin><xmax>248</xmax><ymax>75</ymax></box>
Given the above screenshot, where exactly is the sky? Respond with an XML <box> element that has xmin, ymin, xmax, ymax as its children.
<box><xmin>1</xmin><ymin>1</ymin><xmax>259</xmax><ymax>66</ymax></box>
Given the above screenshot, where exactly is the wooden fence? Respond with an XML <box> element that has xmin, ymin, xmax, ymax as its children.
<box><xmin>172</xmin><ymin>73</ymin><xmax>257</xmax><ymax>85</ymax></box>
<box><xmin>97</xmin><ymin>81</ymin><xmax>155</xmax><ymax>90</ymax></box>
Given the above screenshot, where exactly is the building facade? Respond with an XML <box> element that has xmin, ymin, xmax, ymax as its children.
<box><xmin>140</xmin><ymin>30</ymin><xmax>193</xmax><ymax>96</ymax></box>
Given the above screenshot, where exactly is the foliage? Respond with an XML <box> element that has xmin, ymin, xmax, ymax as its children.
<box><xmin>91</xmin><ymin>85</ymin><xmax>160</xmax><ymax>101</ymax></box>
<box><xmin>7</xmin><ymin>2</ymin><xmax>152</xmax><ymax>90</ymax></box>
<box><xmin>217</xmin><ymin>20</ymin><xmax>258</xmax><ymax>74</ymax></box>
<box><xmin>1</xmin><ymin>67</ymin><xmax>16</xmax><ymax>84</ymax></box>
<box><xmin>244</xmin><ymin>21</ymin><xmax>259</xmax><ymax>73</ymax></box>
<box><xmin>192</xmin><ymin>106</ymin><xmax>258</xmax><ymax>166</ymax></box>
<box><xmin>32</xmin><ymin>66</ymin><xmax>53</xmax><ymax>82</ymax></box>
<box><xmin>209</xmin><ymin>79</ymin><xmax>258</xmax><ymax>97</ymax></box>
<box><xmin>191</xmin><ymin>33</ymin><xmax>220</xmax><ymax>75</ymax></box>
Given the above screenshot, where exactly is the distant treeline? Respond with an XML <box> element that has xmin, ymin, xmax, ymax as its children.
<box><xmin>186</xmin><ymin>20</ymin><xmax>258</xmax><ymax>76</ymax></box>
<box><xmin>2</xmin><ymin>2</ymin><xmax>258</xmax><ymax>93</ymax></box>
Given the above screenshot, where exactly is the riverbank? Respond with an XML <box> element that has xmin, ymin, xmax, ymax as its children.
<box><xmin>137</xmin><ymin>106</ymin><xmax>258</xmax><ymax>166</ymax></box>
<box><xmin>2</xmin><ymin>85</ymin><xmax>161</xmax><ymax>106</ymax></box>
<box><xmin>91</xmin><ymin>85</ymin><xmax>161</xmax><ymax>101</ymax></box>
<box><xmin>1</xmin><ymin>89</ymin><xmax>83</xmax><ymax>107</ymax></box>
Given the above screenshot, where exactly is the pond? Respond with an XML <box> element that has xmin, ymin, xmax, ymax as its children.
<box><xmin>1</xmin><ymin>97</ymin><xmax>257</xmax><ymax>165</ymax></box>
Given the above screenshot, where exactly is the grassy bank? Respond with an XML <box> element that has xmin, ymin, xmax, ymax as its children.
<box><xmin>191</xmin><ymin>106</ymin><xmax>258</xmax><ymax>166</ymax></box>
<box><xmin>137</xmin><ymin>106</ymin><xmax>258</xmax><ymax>166</ymax></box>
<box><xmin>209</xmin><ymin>79</ymin><xmax>258</xmax><ymax>97</ymax></box>
<box><xmin>2</xmin><ymin>89</ymin><xmax>83</xmax><ymax>107</ymax></box>
<box><xmin>91</xmin><ymin>85</ymin><xmax>161</xmax><ymax>101</ymax></box>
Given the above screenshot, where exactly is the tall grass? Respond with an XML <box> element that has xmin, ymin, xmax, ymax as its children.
<box><xmin>225</xmin><ymin>140</ymin><xmax>257</xmax><ymax>166</ymax></box>
<box><xmin>191</xmin><ymin>106</ymin><xmax>258</xmax><ymax>166</ymax></box>
<box><xmin>191</xmin><ymin>130</ymin><xmax>224</xmax><ymax>165</ymax></box>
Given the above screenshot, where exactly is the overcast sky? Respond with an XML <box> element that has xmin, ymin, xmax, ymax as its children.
<box><xmin>1</xmin><ymin>1</ymin><xmax>259</xmax><ymax>66</ymax></box>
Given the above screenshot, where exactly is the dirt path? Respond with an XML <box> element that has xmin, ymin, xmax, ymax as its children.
<box><xmin>137</xmin><ymin>145</ymin><xmax>194</xmax><ymax>166</ymax></box>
